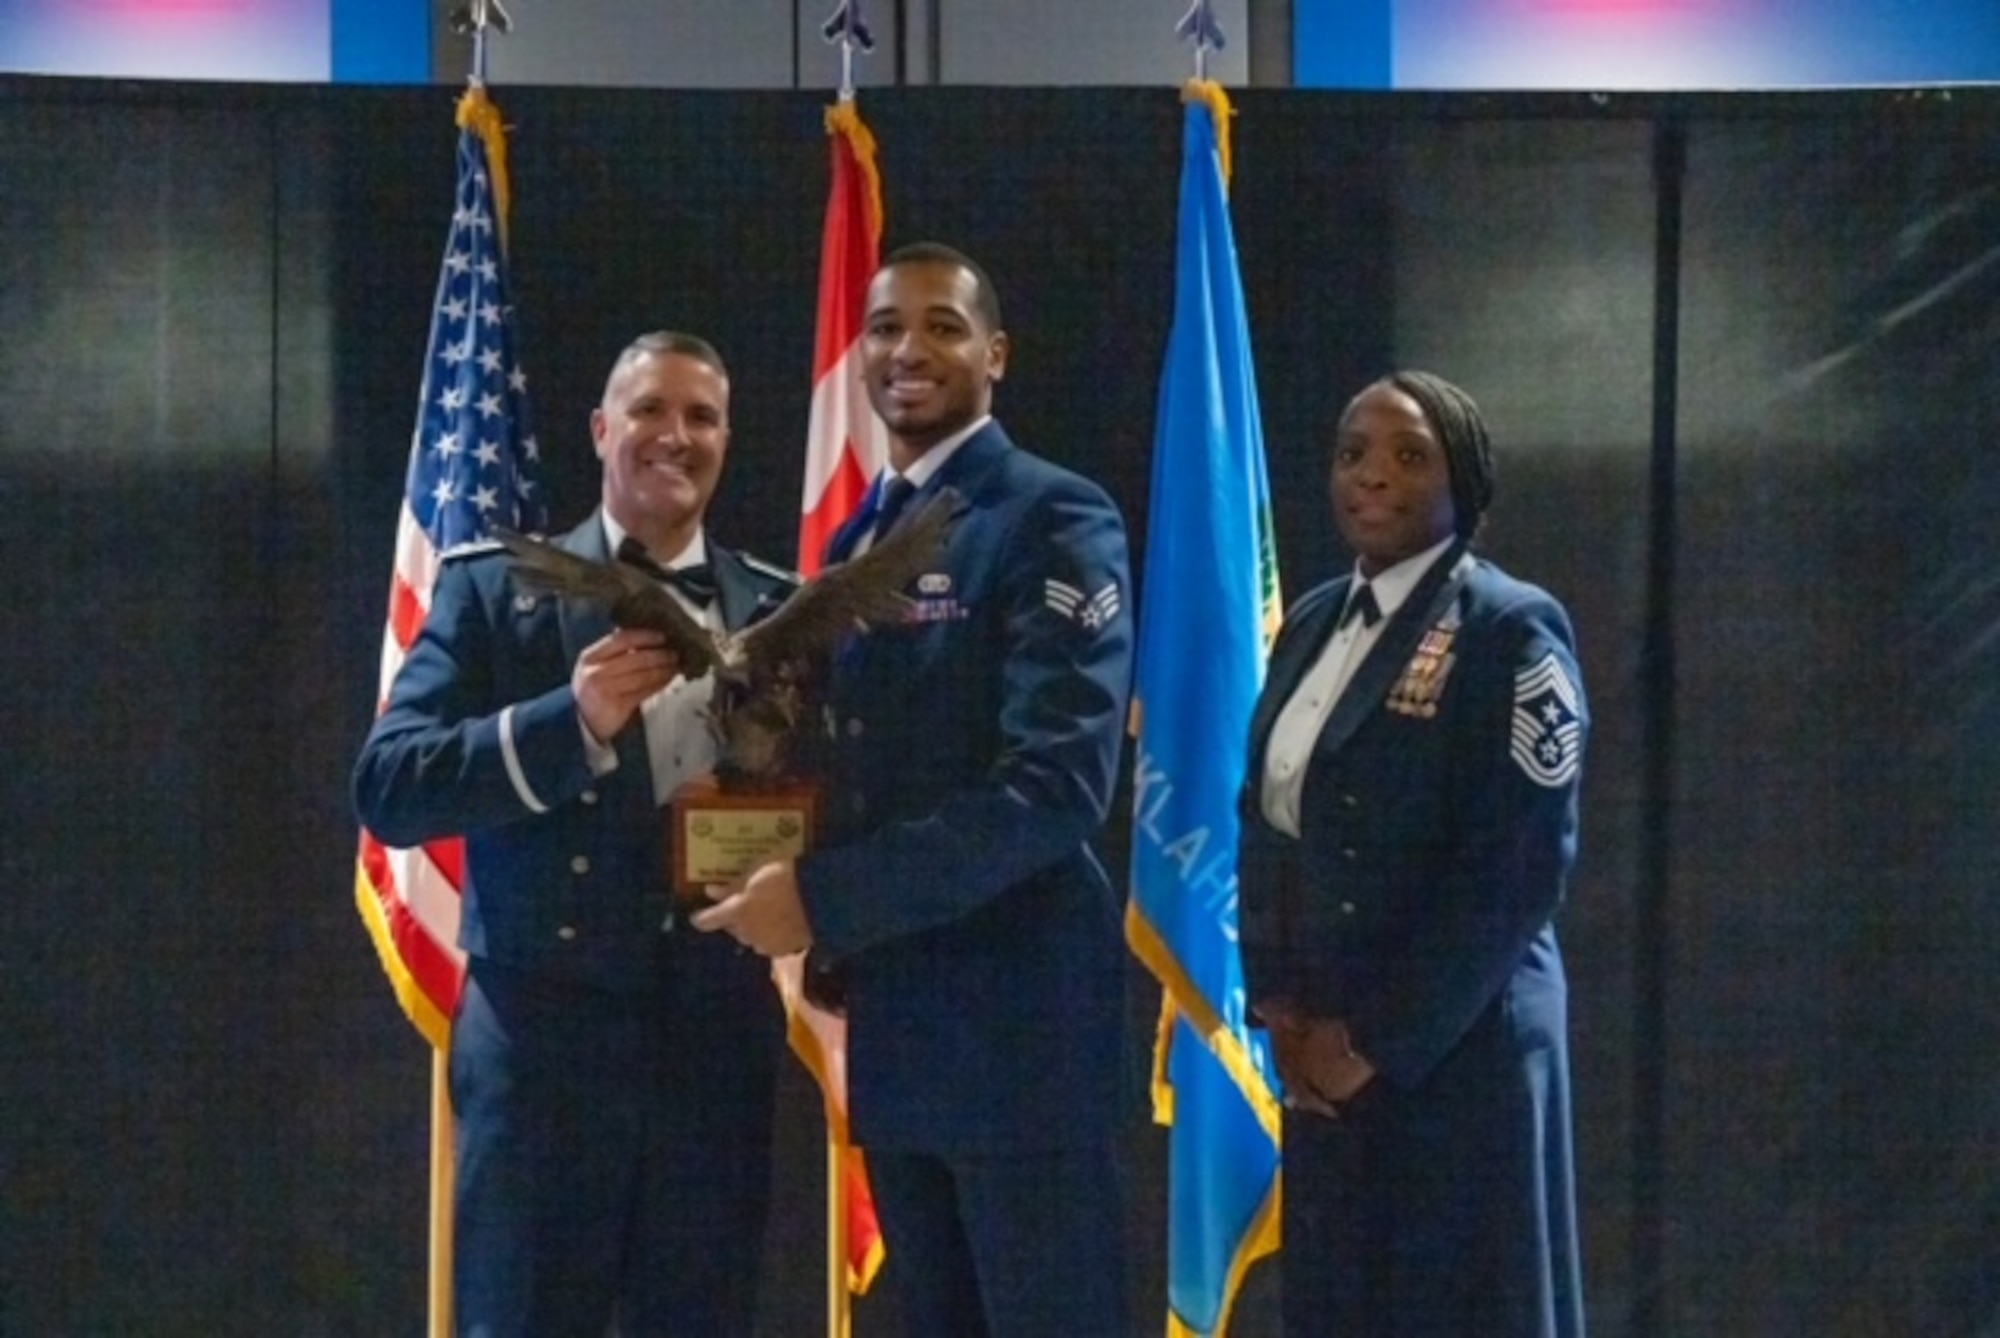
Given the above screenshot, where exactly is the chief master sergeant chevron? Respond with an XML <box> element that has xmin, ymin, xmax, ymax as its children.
<box><xmin>693</xmin><ymin>241</ymin><xmax>1137</xmax><ymax>1337</ymax></box>
<box><xmin>352</xmin><ymin>330</ymin><xmax>796</xmax><ymax>1337</ymax></box>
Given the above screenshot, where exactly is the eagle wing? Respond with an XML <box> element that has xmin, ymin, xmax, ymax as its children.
<box><xmin>491</xmin><ymin>527</ymin><xmax>720</xmax><ymax>678</ymax></box>
<box><xmin>738</xmin><ymin>486</ymin><xmax>962</xmax><ymax>668</ymax></box>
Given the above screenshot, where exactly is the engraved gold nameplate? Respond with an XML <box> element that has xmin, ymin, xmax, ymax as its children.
<box><xmin>669</xmin><ymin>776</ymin><xmax>820</xmax><ymax>902</ymax></box>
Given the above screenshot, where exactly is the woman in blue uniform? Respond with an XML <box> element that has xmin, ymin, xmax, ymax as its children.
<box><xmin>1239</xmin><ymin>370</ymin><xmax>1588</xmax><ymax>1336</ymax></box>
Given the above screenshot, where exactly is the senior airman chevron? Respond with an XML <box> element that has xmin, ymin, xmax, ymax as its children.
<box><xmin>1044</xmin><ymin>577</ymin><xmax>1122</xmax><ymax>630</ymax></box>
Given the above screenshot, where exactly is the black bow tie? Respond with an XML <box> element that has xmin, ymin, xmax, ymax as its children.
<box><xmin>1340</xmin><ymin>583</ymin><xmax>1382</xmax><ymax>630</ymax></box>
<box><xmin>617</xmin><ymin>538</ymin><xmax>717</xmax><ymax>607</ymax></box>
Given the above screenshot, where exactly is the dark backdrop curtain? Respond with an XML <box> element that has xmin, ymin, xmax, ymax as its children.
<box><xmin>2</xmin><ymin>75</ymin><xmax>1995</xmax><ymax>1336</ymax></box>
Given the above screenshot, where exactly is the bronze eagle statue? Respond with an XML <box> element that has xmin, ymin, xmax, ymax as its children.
<box><xmin>492</xmin><ymin>487</ymin><xmax>960</xmax><ymax>784</ymax></box>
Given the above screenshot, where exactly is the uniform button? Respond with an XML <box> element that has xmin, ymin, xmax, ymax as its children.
<box><xmin>557</xmin><ymin>925</ymin><xmax>578</xmax><ymax>941</ymax></box>
<box><xmin>1339</xmin><ymin>793</ymin><xmax>1358</xmax><ymax>809</ymax></box>
<box><xmin>570</xmin><ymin>855</ymin><xmax>591</xmax><ymax>874</ymax></box>
<box><xmin>1339</xmin><ymin>901</ymin><xmax>1356</xmax><ymax>915</ymax></box>
<box><xmin>846</xmin><ymin>718</ymin><xmax>865</xmax><ymax>738</ymax></box>
<box><xmin>580</xmin><ymin>789</ymin><xmax>599</xmax><ymax>806</ymax></box>
<box><xmin>1340</xmin><ymin>847</ymin><xmax>1357</xmax><ymax>861</ymax></box>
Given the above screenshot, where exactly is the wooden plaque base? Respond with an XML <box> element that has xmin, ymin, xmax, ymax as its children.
<box><xmin>668</xmin><ymin>775</ymin><xmax>820</xmax><ymax>903</ymax></box>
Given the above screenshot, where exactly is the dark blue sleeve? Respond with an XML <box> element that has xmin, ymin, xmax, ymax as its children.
<box><xmin>351</xmin><ymin>559</ymin><xmax>595</xmax><ymax>847</ymax></box>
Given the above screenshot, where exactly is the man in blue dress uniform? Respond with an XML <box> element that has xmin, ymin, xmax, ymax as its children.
<box><xmin>695</xmin><ymin>244</ymin><xmax>1136</xmax><ymax>1336</ymax></box>
<box><xmin>354</xmin><ymin>331</ymin><xmax>796</xmax><ymax>1336</ymax></box>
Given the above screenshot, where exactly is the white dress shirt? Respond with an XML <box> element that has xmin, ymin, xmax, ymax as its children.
<box><xmin>1259</xmin><ymin>535</ymin><xmax>1455</xmax><ymax>838</ymax></box>
<box><xmin>584</xmin><ymin>517</ymin><xmax>724</xmax><ymax>806</ymax></box>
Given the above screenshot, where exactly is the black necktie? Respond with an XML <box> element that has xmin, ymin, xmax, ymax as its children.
<box><xmin>1340</xmin><ymin>583</ymin><xmax>1382</xmax><ymax>630</ymax></box>
<box><xmin>617</xmin><ymin>538</ymin><xmax>717</xmax><ymax>607</ymax></box>
<box><xmin>872</xmin><ymin>476</ymin><xmax>917</xmax><ymax>545</ymax></box>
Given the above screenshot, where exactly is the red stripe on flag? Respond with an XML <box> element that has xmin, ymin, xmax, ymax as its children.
<box><xmin>798</xmin><ymin>102</ymin><xmax>888</xmax><ymax>577</ymax></box>
<box><xmin>843</xmin><ymin>1145</ymin><xmax>885</xmax><ymax>1288</ymax></box>
<box><xmin>421</xmin><ymin>834</ymin><xmax>466</xmax><ymax>889</ymax></box>
<box><xmin>798</xmin><ymin>442</ymin><xmax>872</xmax><ymax>577</ymax></box>
<box><xmin>358</xmin><ymin>830</ymin><xmax>466</xmax><ymax>1024</ymax></box>
<box><xmin>811</xmin><ymin>108</ymin><xmax>882</xmax><ymax>382</ymax></box>
<box><xmin>389</xmin><ymin>572</ymin><xmax>426</xmax><ymax>651</ymax></box>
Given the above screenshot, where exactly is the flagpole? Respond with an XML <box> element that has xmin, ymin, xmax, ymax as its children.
<box><xmin>1129</xmin><ymin>12</ymin><xmax>1286</xmax><ymax>1336</ymax></box>
<box><xmin>459</xmin><ymin>0</ymin><xmax>512</xmax><ymax>85</ymax></box>
<box><xmin>826</xmin><ymin>16</ymin><xmax>851</xmax><ymax>1323</ymax></box>
<box><xmin>827</xmin><ymin>1143</ymin><xmax>847</xmax><ymax>1338</ymax></box>
<box><xmin>428</xmin><ymin>1048</ymin><xmax>456</xmax><ymax>1338</ymax></box>
<box><xmin>827</xmin><ymin>20</ymin><xmax>858</xmax><ymax>1332</ymax></box>
<box><xmin>827</xmin><ymin>20</ymin><xmax>856</xmax><ymax>1325</ymax></box>
<box><xmin>430</xmin><ymin>4</ymin><xmax>479</xmax><ymax>1316</ymax></box>
<box><xmin>421</xmin><ymin>8</ymin><xmax>519</xmax><ymax>1334</ymax></box>
<box><xmin>810</xmin><ymin>9</ymin><xmax>878</xmax><ymax>1335</ymax></box>
<box><xmin>1176</xmin><ymin>0</ymin><xmax>1222</xmax><ymax>84</ymax></box>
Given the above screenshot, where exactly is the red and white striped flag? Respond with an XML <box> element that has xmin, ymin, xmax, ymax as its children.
<box><xmin>356</xmin><ymin>85</ymin><xmax>547</xmax><ymax>1049</ymax></box>
<box><xmin>778</xmin><ymin>95</ymin><xmax>888</xmax><ymax>1296</ymax></box>
<box><xmin>797</xmin><ymin>99</ymin><xmax>891</xmax><ymax>576</ymax></box>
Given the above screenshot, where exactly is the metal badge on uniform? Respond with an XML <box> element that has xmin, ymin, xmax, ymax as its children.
<box><xmin>1511</xmin><ymin>651</ymin><xmax>1583</xmax><ymax>787</ymax></box>
<box><xmin>904</xmin><ymin>572</ymin><xmax>968</xmax><ymax>624</ymax></box>
<box><xmin>513</xmin><ymin>592</ymin><xmax>539</xmax><ymax>613</ymax></box>
<box><xmin>1387</xmin><ymin>625</ymin><xmax>1458</xmax><ymax>718</ymax></box>
<box><xmin>1044</xmin><ymin>578</ymin><xmax>1121</xmax><ymax>632</ymax></box>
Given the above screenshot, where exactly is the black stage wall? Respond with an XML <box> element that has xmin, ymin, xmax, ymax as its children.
<box><xmin>2</xmin><ymin>76</ymin><xmax>1996</xmax><ymax>1336</ymax></box>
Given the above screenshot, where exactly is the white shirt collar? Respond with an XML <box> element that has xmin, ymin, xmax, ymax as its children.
<box><xmin>600</xmin><ymin>512</ymin><xmax>709</xmax><ymax>570</ymax></box>
<box><xmin>884</xmin><ymin>414</ymin><xmax>991</xmax><ymax>493</ymax></box>
<box><xmin>1352</xmin><ymin>533</ymin><xmax>1456</xmax><ymax>620</ymax></box>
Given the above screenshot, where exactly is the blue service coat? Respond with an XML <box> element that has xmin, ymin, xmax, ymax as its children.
<box><xmin>1239</xmin><ymin>546</ymin><xmax>1589</xmax><ymax>1337</ymax></box>
<box><xmin>798</xmin><ymin>420</ymin><xmax>1135</xmax><ymax>1155</ymax></box>
<box><xmin>352</xmin><ymin>511</ymin><xmax>798</xmax><ymax>993</ymax></box>
<box><xmin>351</xmin><ymin>511</ymin><xmax>800</xmax><ymax>1333</ymax></box>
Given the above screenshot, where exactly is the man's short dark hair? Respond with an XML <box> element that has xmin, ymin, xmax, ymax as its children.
<box><xmin>883</xmin><ymin>241</ymin><xmax>1004</xmax><ymax>332</ymax></box>
<box><xmin>605</xmin><ymin>330</ymin><xmax>728</xmax><ymax>399</ymax></box>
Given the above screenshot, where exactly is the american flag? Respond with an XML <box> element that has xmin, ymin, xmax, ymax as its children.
<box><xmin>355</xmin><ymin>83</ymin><xmax>547</xmax><ymax>1047</ymax></box>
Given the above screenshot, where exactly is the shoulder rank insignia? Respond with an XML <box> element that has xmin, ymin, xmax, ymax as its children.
<box><xmin>1045</xmin><ymin>578</ymin><xmax>1121</xmax><ymax>631</ymax></box>
<box><xmin>1511</xmin><ymin>651</ymin><xmax>1583</xmax><ymax>787</ymax></box>
<box><xmin>1387</xmin><ymin>623</ymin><xmax>1459</xmax><ymax>718</ymax></box>
<box><xmin>440</xmin><ymin>537</ymin><xmax>509</xmax><ymax>562</ymax></box>
<box><xmin>738</xmin><ymin>552</ymin><xmax>802</xmax><ymax>585</ymax></box>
